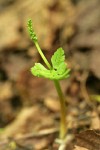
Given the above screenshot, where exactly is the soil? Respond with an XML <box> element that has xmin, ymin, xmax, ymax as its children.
<box><xmin>0</xmin><ymin>0</ymin><xmax>100</xmax><ymax>149</ymax></box>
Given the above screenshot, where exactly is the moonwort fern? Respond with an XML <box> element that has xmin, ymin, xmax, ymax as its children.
<box><xmin>27</xmin><ymin>19</ymin><xmax>70</xmax><ymax>139</ymax></box>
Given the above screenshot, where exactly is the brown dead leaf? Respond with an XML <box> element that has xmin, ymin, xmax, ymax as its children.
<box><xmin>75</xmin><ymin>130</ymin><xmax>100</xmax><ymax>150</ymax></box>
<box><xmin>74</xmin><ymin>145</ymin><xmax>88</xmax><ymax>150</ymax></box>
<box><xmin>0</xmin><ymin>107</ymin><xmax>36</xmax><ymax>138</ymax></box>
<box><xmin>33</xmin><ymin>137</ymin><xmax>52</xmax><ymax>150</ymax></box>
<box><xmin>44</xmin><ymin>97</ymin><xmax>60</xmax><ymax>112</ymax></box>
<box><xmin>0</xmin><ymin>82</ymin><xmax>13</xmax><ymax>100</ymax></box>
<box><xmin>90</xmin><ymin>111</ymin><xmax>100</xmax><ymax>129</ymax></box>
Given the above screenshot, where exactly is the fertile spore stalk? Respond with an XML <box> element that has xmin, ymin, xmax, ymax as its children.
<box><xmin>27</xmin><ymin>19</ymin><xmax>70</xmax><ymax>139</ymax></box>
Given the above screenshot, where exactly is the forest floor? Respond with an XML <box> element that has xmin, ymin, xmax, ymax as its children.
<box><xmin>0</xmin><ymin>0</ymin><xmax>100</xmax><ymax>149</ymax></box>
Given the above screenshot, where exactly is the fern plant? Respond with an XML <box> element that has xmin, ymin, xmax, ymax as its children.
<box><xmin>27</xmin><ymin>19</ymin><xmax>70</xmax><ymax>139</ymax></box>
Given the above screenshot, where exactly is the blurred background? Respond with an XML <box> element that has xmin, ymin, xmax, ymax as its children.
<box><xmin>0</xmin><ymin>0</ymin><xmax>100</xmax><ymax>149</ymax></box>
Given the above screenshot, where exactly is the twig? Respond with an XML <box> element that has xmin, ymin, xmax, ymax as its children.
<box><xmin>0</xmin><ymin>127</ymin><xmax>58</xmax><ymax>146</ymax></box>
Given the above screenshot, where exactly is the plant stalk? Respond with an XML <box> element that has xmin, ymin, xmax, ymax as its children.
<box><xmin>35</xmin><ymin>42</ymin><xmax>51</xmax><ymax>69</ymax></box>
<box><xmin>54</xmin><ymin>80</ymin><xmax>67</xmax><ymax>139</ymax></box>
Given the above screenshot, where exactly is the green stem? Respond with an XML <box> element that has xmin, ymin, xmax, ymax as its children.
<box><xmin>34</xmin><ymin>41</ymin><xmax>67</xmax><ymax>139</ymax></box>
<box><xmin>34</xmin><ymin>41</ymin><xmax>51</xmax><ymax>69</ymax></box>
<box><xmin>54</xmin><ymin>80</ymin><xmax>67</xmax><ymax>139</ymax></box>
